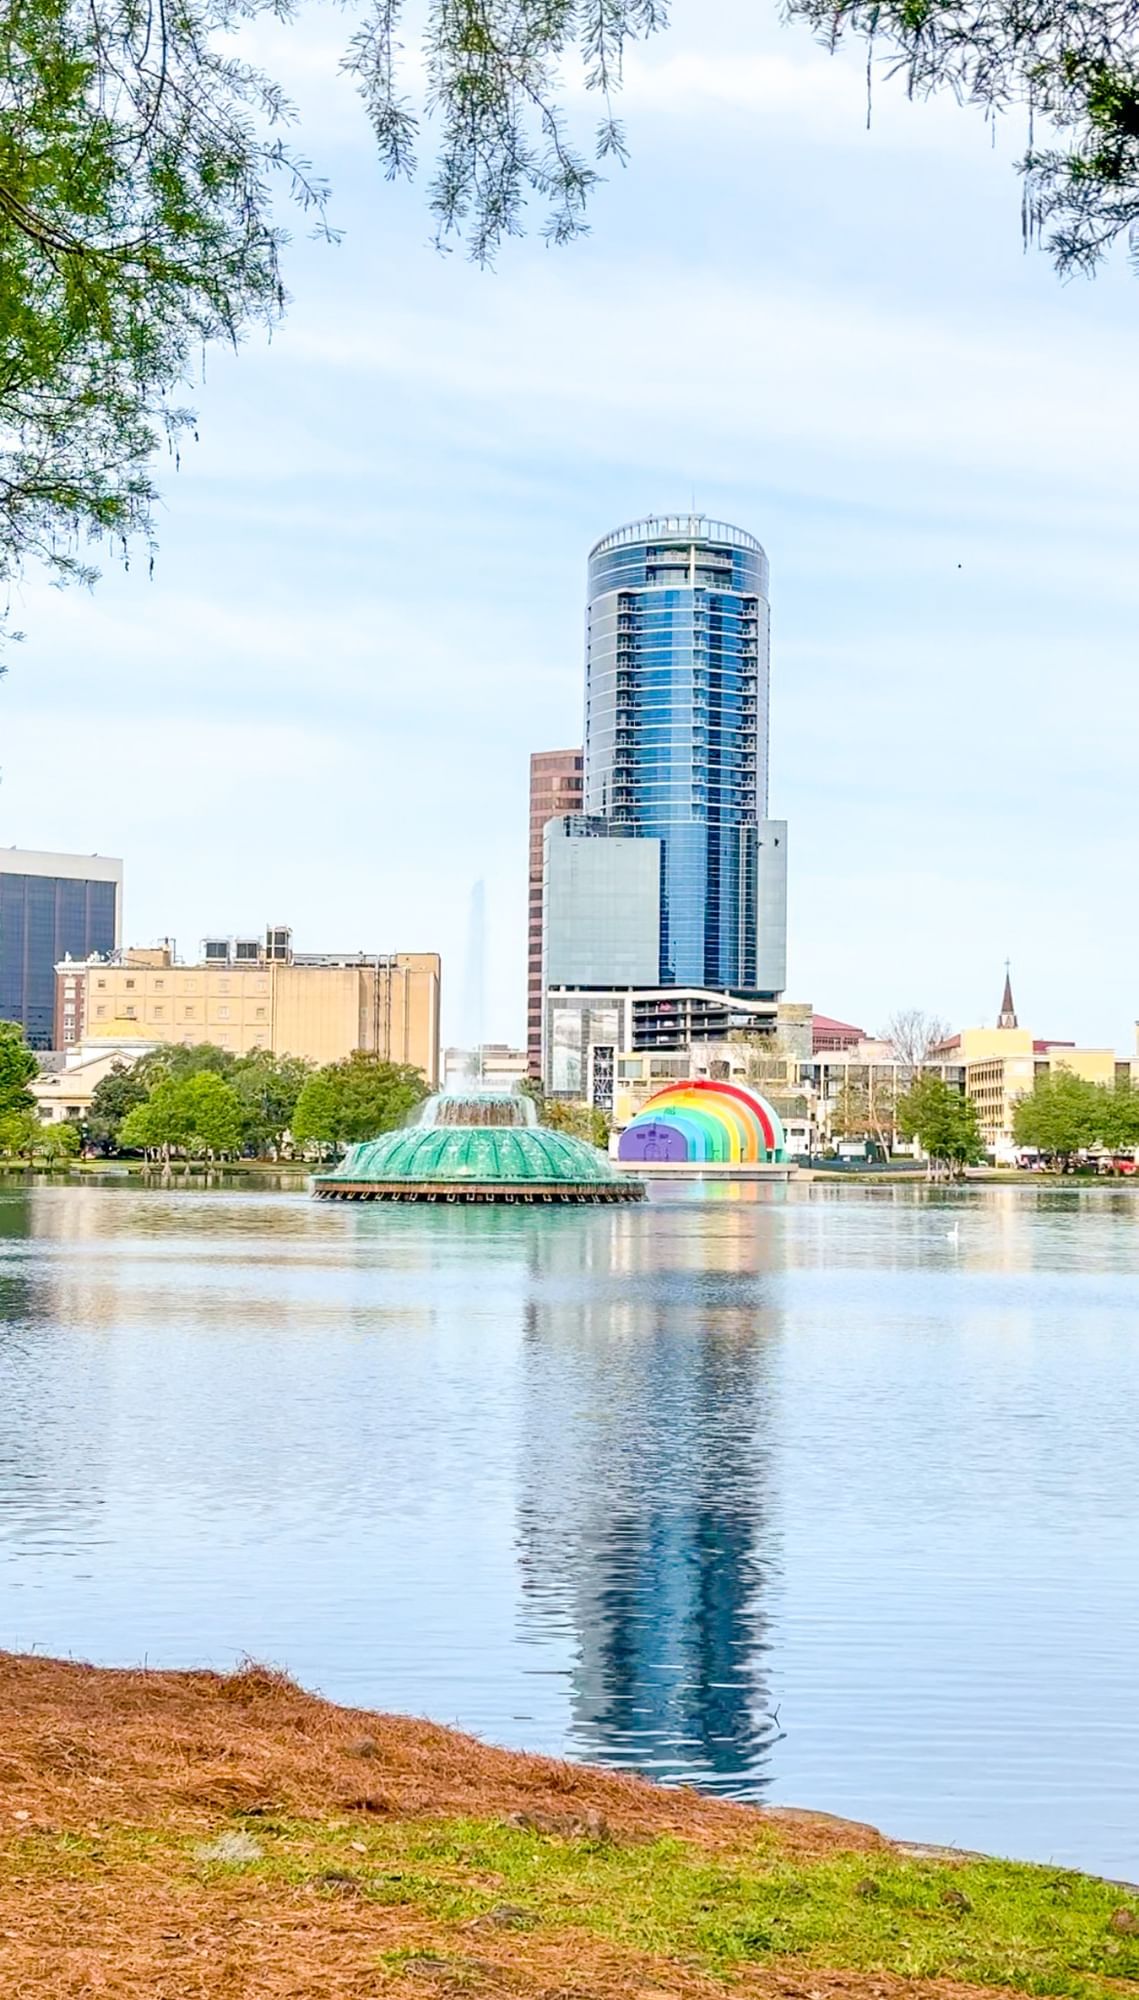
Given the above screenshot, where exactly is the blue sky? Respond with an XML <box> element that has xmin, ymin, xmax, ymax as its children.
<box><xmin>2</xmin><ymin>0</ymin><xmax>1136</xmax><ymax>1050</ymax></box>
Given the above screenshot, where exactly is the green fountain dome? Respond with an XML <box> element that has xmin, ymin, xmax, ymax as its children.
<box><xmin>312</xmin><ymin>1091</ymin><xmax>643</xmax><ymax>1205</ymax></box>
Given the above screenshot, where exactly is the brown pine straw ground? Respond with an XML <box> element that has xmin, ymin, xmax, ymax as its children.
<box><xmin>0</xmin><ymin>1652</ymin><xmax>1132</xmax><ymax>2000</ymax></box>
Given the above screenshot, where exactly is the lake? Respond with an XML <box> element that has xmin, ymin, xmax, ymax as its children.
<box><xmin>0</xmin><ymin>1178</ymin><xmax>1136</xmax><ymax>1880</ymax></box>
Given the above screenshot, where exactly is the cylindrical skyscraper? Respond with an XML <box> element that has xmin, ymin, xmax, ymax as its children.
<box><xmin>585</xmin><ymin>515</ymin><xmax>773</xmax><ymax>991</ymax></box>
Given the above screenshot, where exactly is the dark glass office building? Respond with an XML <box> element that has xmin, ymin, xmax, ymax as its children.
<box><xmin>0</xmin><ymin>850</ymin><xmax>122</xmax><ymax>1048</ymax></box>
<box><xmin>585</xmin><ymin>515</ymin><xmax>772</xmax><ymax>990</ymax></box>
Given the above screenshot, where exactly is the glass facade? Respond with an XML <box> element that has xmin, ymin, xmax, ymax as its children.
<box><xmin>542</xmin><ymin>815</ymin><xmax>661</xmax><ymax>990</ymax></box>
<box><xmin>0</xmin><ymin>871</ymin><xmax>118</xmax><ymax>1048</ymax></box>
<box><xmin>585</xmin><ymin>515</ymin><xmax>771</xmax><ymax>990</ymax></box>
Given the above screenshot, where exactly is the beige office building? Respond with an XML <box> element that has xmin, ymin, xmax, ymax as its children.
<box><xmin>56</xmin><ymin>931</ymin><xmax>441</xmax><ymax>1085</ymax></box>
<box><xmin>933</xmin><ymin>972</ymin><xmax>1116</xmax><ymax>1159</ymax></box>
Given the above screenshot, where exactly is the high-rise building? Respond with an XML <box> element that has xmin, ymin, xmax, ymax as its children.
<box><xmin>542</xmin><ymin>815</ymin><xmax>661</xmax><ymax>991</ymax></box>
<box><xmin>0</xmin><ymin>847</ymin><xmax>122</xmax><ymax>1049</ymax></box>
<box><xmin>527</xmin><ymin>749</ymin><xmax>583</xmax><ymax>1074</ymax></box>
<box><xmin>585</xmin><ymin>514</ymin><xmax>785</xmax><ymax>991</ymax></box>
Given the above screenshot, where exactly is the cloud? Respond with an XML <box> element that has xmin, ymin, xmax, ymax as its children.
<box><xmin>4</xmin><ymin>0</ymin><xmax>1137</xmax><ymax>1048</ymax></box>
<box><xmin>271</xmin><ymin>255</ymin><xmax>1137</xmax><ymax>517</ymax></box>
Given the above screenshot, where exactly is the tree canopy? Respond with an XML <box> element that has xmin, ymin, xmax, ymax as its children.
<box><xmin>0</xmin><ymin>0</ymin><xmax>328</xmax><ymax>640</ymax></box>
<box><xmin>896</xmin><ymin>1074</ymin><xmax>983</xmax><ymax>1177</ymax></box>
<box><xmin>291</xmin><ymin>1054</ymin><xmax>428</xmax><ymax>1148</ymax></box>
<box><xmin>881</xmin><ymin>1010</ymin><xmax>952</xmax><ymax>1070</ymax></box>
<box><xmin>0</xmin><ymin>1108</ymin><xmax>40</xmax><ymax>1158</ymax></box>
<box><xmin>788</xmin><ymin>0</ymin><xmax>1139</xmax><ymax>278</ymax></box>
<box><xmin>118</xmin><ymin>1069</ymin><xmax>244</xmax><ymax>1160</ymax></box>
<box><xmin>229</xmin><ymin>1049</ymin><xmax>312</xmax><ymax>1158</ymax></box>
<box><xmin>521</xmin><ymin>1080</ymin><xmax>611</xmax><ymax>1148</ymax></box>
<box><xmin>87</xmin><ymin>1061</ymin><xmax>150</xmax><ymax>1149</ymax></box>
<box><xmin>3</xmin><ymin>0</ymin><xmax>1135</xmax><ymax>641</ymax></box>
<box><xmin>347</xmin><ymin>0</ymin><xmax>1139</xmax><ymax>278</ymax></box>
<box><xmin>101</xmin><ymin>1043</ymin><xmax>312</xmax><ymax>1155</ymax></box>
<box><xmin>0</xmin><ymin>1022</ymin><xmax>37</xmax><ymax>1115</ymax></box>
<box><xmin>1012</xmin><ymin>1070</ymin><xmax>1139</xmax><ymax>1162</ymax></box>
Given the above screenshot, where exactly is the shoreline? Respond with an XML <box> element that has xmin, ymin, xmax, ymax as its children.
<box><xmin>2</xmin><ymin>1161</ymin><xmax>1136</xmax><ymax>1193</ymax></box>
<box><xmin>1</xmin><ymin>1650</ymin><xmax>1135</xmax><ymax>1998</ymax></box>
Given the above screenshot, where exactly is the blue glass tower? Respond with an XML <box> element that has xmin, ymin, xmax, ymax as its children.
<box><xmin>0</xmin><ymin>850</ymin><xmax>121</xmax><ymax>1049</ymax></box>
<box><xmin>585</xmin><ymin>516</ymin><xmax>771</xmax><ymax>991</ymax></box>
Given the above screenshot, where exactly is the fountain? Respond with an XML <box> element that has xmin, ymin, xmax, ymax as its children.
<box><xmin>312</xmin><ymin>1091</ymin><xmax>644</xmax><ymax>1205</ymax></box>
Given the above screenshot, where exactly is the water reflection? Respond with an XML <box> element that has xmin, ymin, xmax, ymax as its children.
<box><xmin>517</xmin><ymin>1197</ymin><xmax>784</xmax><ymax>1796</ymax></box>
<box><xmin>1</xmin><ymin>1182</ymin><xmax>1138</xmax><ymax>1878</ymax></box>
<box><xmin>0</xmin><ymin>1188</ymin><xmax>112</xmax><ymax>1562</ymax></box>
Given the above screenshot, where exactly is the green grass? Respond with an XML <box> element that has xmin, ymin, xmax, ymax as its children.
<box><xmin>8</xmin><ymin>1814</ymin><xmax>1138</xmax><ymax>1996</ymax></box>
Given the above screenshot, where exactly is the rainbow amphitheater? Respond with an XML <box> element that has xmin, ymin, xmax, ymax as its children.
<box><xmin>616</xmin><ymin>1079</ymin><xmax>789</xmax><ymax>1170</ymax></box>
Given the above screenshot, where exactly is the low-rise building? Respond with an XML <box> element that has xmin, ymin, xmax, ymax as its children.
<box><xmin>812</xmin><ymin>1013</ymin><xmax>867</xmax><ymax>1054</ymax></box>
<box><xmin>443</xmin><ymin>1044</ymin><xmax>528</xmax><ymax>1091</ymax></box>
<box><xmin>612</xmin><ymin>1026</ymin><xmax>814</xmax><ymax>1135</ymax></box>
<box><xmin>932</xmin><ymin>972</ymin><xmax>1117</xmax><ymax>1159</ymax></box>
<box><xmin>56</xmin><ymin>927</ymin><xmax>441</xmax><ymax>1084</ymax></box>
<box><xmin>31</xmin><ymin>1041</ymin><xmax>157</xmax><ymax>1124</ymax></box>
<box><xmin>1116</xmin><ymin>1025</ymin><xmax>1139</xmax><ymax>1092</ymax></box>
<box><xmin>803</xmin><ymin>1039</ymin><xmax>966</xmax><ymax>1149</ymax></box>
<box><xmin>544</xmin><ymin>985</ymin><xmax>781</xmax><ymax>1107</ymax></box>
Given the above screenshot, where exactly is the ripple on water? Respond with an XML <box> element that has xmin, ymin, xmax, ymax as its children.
<box><xmin>0</xmin><ymin>1178</ymin><xmax>1136</xmax><ymax>1879</ymax></box>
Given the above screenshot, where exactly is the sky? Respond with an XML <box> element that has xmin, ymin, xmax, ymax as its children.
<box><xmin>2</xmin><ymin>0</ymin><xmax>1137</xmax><ymax>1052</ymax></box>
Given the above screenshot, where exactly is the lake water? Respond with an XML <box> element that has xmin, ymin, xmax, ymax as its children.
<box><xmin>1</xmin><ymin>1179</ymin><xmax>1136</xmax><ymax>1880</ymax></box>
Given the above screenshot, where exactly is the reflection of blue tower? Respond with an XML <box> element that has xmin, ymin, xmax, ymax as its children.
<box><xmin>517</xmin><ymin>1208</ymin><xmax>782</xmax><ymax>1797</ymax></box>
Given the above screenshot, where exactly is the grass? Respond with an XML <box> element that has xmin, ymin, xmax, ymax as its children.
<box><xmin>3</xmin><ymin>1652</ymin><xmax>1137</xmax><ymax>1999</ymax></box>
<box><xmin>7</xmin><ymin>1811</ymin><xmax>1138</xmax><ymax>1998</ymax></box>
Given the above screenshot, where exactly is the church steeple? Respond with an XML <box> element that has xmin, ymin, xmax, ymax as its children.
<box><xmin>997</xmin><ymin>962</ymin><xmax>1018</xmax><ymax>1030</ymax></box>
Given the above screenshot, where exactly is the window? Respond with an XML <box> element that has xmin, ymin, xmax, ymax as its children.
<box><xmin>153</xmin><ymin>1005</ymin><xmax>165</xmax><ymax>1019</ymax></box>
<box><xmin>124</xmin><ymin>1005</ymin><xmax>136</xmax><ymax>1019</ymax></box>
<box><xmin>96</xmin><ymin>979</ymin><xmax>106</xmax><ymax>991</ymax></box>
<box><xmin>184</xmin><ymin>1005</ymin><xmax>196</xmax><ymax>1019</ymax></box>
<box><xmin>217</xmin><ymin>1005</ymin><xmax>230</xmax><ymax>1021</ymax></box>
<box><xmin>95</xmin><ymin>1005</ymin><xmax>107</xmax><ymax>1019</ymax></box>
<box><xmin>255</xmin><ymin>1006</ymin><xmax>266</xmax><ymax>1020</ymax></box>
<box><xmin>125</xmin><ymin>978</ymin><xmax>135</xmax><ymax>990</ymax></box>
<box><xmin>154</xmin><ymin>979</ymin><xmax>164</xmax><ymax>991</ymax></box>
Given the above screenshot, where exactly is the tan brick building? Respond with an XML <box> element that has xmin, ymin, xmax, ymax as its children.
<box><xmin>55</xmin><ymin>932</ymin><xmax>441</xmax><ymax>1085</ymax></box>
